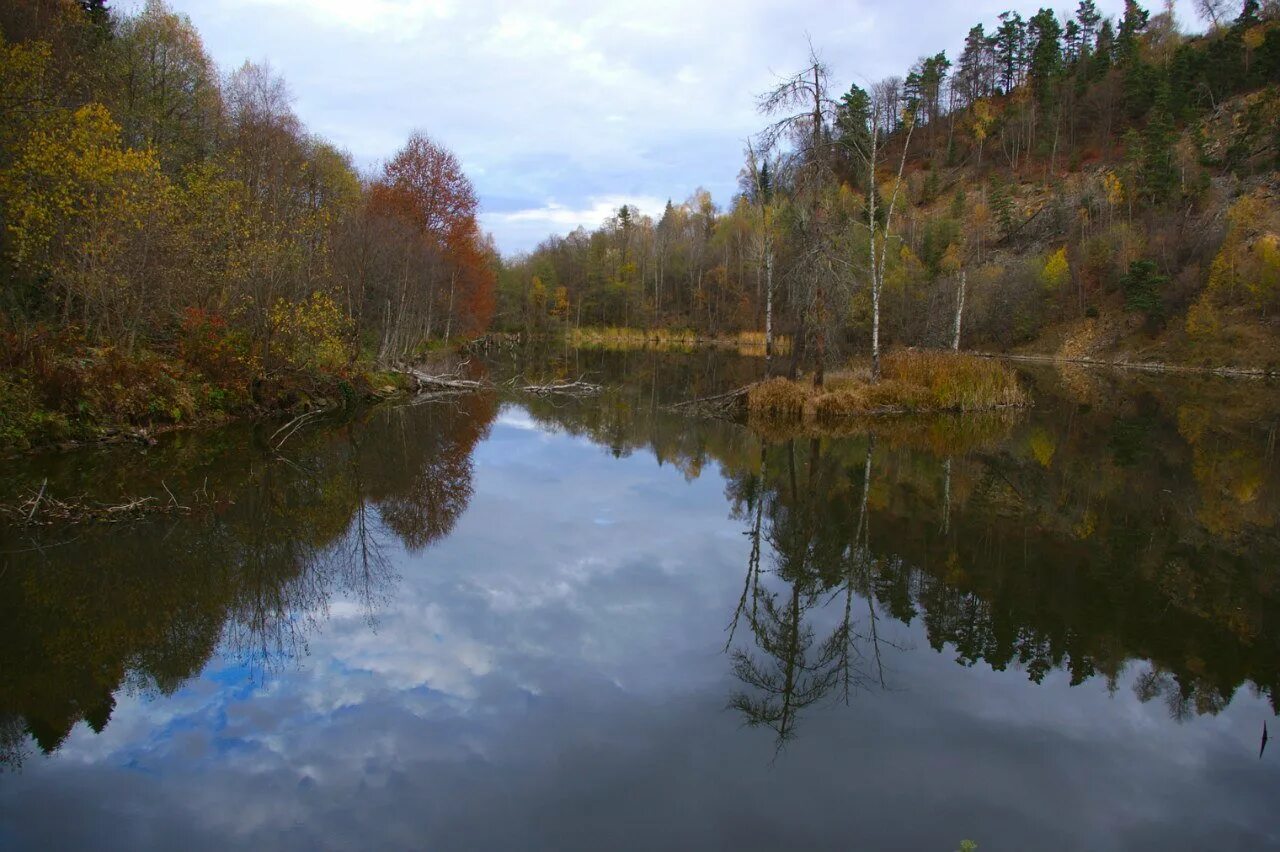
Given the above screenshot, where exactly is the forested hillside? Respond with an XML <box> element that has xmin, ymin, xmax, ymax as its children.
<box><xmin>498</xmin><ymin>0</ymin><xmax>1280</xmax><ymax>372</ymax></box>
<box><xmin>0</xmin><ymin>0</ymin><xmax>495</xmax><ymax>448</ymax></box>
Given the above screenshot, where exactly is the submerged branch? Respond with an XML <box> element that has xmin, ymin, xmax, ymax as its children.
<box><xmin>1</xmin><ymin>486</ymin><xmax>224</xmax><ymax>527</ymax></box>
<box><xmin>401</xmin><ymin>369</ymin><xmax>603</xmax><ymax>398</ymax></box>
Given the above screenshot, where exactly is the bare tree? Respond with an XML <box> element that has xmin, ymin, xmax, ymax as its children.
<box><xmin>758</xmin><ymin>49</ymin><xmax>842</xmax><ymax>387</ymax></box>
<box><xmin>1194</xmin><ymin>0</ymin><xmax>1233</xmax><ymax>28</ymax></box>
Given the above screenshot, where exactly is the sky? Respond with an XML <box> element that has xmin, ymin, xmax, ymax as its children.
<box><xmin>149</xmin><ymin>0</ymin><xmax>1206</xmax><ymax>254</ymax></box>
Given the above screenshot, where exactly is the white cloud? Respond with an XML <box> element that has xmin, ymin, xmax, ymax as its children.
<box><xmin>479</xmin><ymin>195</ymin><xmax>669</xmax><ymax>254</ymax></box>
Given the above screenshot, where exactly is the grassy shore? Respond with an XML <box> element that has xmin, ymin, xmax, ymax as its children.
<box><xmin>747</xmin><ymin>350</ymin><xmax>1028</xmax><ymax>427</ymax></box>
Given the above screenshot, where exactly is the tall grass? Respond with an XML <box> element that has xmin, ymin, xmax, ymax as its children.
<box><xmin>569</xmin><ymin>327</ymin><xmax>698</xmax><ymax>351</ymax></box>
<box><xmin>746</xmin><ymin>377</ymin><xmax>809</xmax><ymax>418</ymax></box>
<box><xmin>881</xmin><ymin>349</ymin><xmax>1027</xmax><ymax>411</ymax></box>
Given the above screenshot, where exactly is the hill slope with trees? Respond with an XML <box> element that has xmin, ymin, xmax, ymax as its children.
<box><xmin>498</xmin><ymin>0</ymin><xmax>1280</xmax><ymax>374</ymax></box>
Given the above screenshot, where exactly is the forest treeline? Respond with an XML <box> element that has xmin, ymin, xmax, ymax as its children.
<box><xmin>498</xmin><ymin>0</ymin><xmax>1280</xmax><ymax>374</ymax></box>
<box><xmin>0</xmin><ymin>0</ymin><xmax>495</xmax><ymax>447</ymax></box>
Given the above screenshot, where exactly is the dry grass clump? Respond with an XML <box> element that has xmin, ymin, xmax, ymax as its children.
<box><xmin>747</xmin><ymin>377</ymin><xmax>809</xmax><ymax>418</ymax></box>
<box><xmin>881</xmin><ymin>349</ymin><xmax>1027</xmax><ymax>410</ymax></box>
<box><xmin>735</xmin><ymin>331</ymin><xmax>793</xmax><ymax>355</ymax></box>
<box><xmin>744</xmin><ymin>349</ymin><xmax>1027</xmax><ymax>437</ymax></box>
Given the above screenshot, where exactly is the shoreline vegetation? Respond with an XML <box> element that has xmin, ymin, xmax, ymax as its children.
<box><xmin>748</xmin><ymin>350</ymin><xmax>1028</xmax><ymax>421</ymax></box>
<box><xmin>5</xmin><ymin>323</ymin><xmax>1272</xmax><ymax>457</ymax></box>
<box><xmin>678</xmin><ymin>349</ymin><xmax>1029</xmax><ymax>436</ymax></box>
<box><xmin>0</xmin><ymin>2</ymin><xmax>494</xmax><ymax>453</ymax></box>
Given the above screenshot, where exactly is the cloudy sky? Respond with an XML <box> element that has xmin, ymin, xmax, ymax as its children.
<box><xmin>153</xmin><ymin>0</ymin><xmax>1204</xmax><ymax>254</ymax></box>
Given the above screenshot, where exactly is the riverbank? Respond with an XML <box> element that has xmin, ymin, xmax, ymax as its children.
<box><xmin>974</xmin><ymin>350</ymin><xmax>1280</xmax><ymax>379</ymax></box>
<box><xmin>0</xmin><ymin>337</ymin><xmax>413</xmax><ymax>455</ymax></box>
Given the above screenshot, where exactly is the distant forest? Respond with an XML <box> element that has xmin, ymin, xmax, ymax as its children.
<box><xmin>498</xmin><ymin>0</ymin><xmax>1280</xmax><ymax>370</ymax></box>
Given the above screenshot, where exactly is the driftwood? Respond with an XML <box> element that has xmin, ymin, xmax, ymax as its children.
<box><xmin>665</xmin><ymin>383</ymin><xmax>756</xmax><ymax>418</ymax></box>
<box><xmin>270</xmin><ymin>407</ymin><xmax>334</xmax><ymax>450</ymax></box>
<box><xmin>401</xmin><ymin>368</ymin><xmax>602</xmax><ymax>398</ymax></box>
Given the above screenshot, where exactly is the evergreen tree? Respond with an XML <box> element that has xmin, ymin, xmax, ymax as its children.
<box><xmin>1028</xmin><ymin>8</ymin><xmax>1065</xmax><ymax>105</ymax></box>
<box><xmin>1076</xmin><ymin>0</ymin><xmax>1103</xmax><ymax>54</ymax></box>
<box><xmin>958</xmin><ymin>25</ymin><xmax>990</xmax><ymax>105</ymax></box>
<box><xmin>1117</xmin><ymin>0</ymin><xmax>1151</xmax><ymax>62</ymax></box>
<box><xmin>1122</xmin><ymin>259</ymin><xmax>1167</xmax><ymax>319</ymax></box>
<box><xmin>1236</xmin><ymin>0</ymin><xmax>1261</xmax><ymax>29</ymax></box>
<box><xmin>1092</xmin><ymin>19</ymin><xmax>1117</xmax><ymax>77</ymax></box>
<box><xmin>835</xmin><ymin>84</ymin><xmax>871</xmax><ymax>156</ymax></box>
<box><xmin>995</xmin><ymin>11</ymin><xmax>1027</xmax><ymax>92</ymax></box>
<box><xmin>1134</xmin><ymin>89</ymin><xmax>1179</xmax><ymax>206</ymax></box>
<box><xmin>79</xmin><ymin>0</ymin><xmax>112</xmax><ymax>38</ymax></box>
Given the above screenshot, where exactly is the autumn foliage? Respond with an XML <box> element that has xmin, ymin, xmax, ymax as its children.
<box><xmin>0</xmin><ymin>0</ymin><xmax>496</xmax><ymax>446</ymax></box>
<box><xmin>369</xmin><ymin>133</ymin><xmax>496</xmax><ymax>340</ymax></box>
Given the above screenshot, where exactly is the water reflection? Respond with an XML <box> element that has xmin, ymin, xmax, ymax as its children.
<box><xmin>727</xmin><ymin>436</ymin><xmax>895</xmax><ymax>746</ymax></box>
<box><xmin>0</xmin><ymin>393</ymin><xmax>498</xmax><ymax>769</ymax></box>
<box><xmin>0</xmin><ymin>352</ymin><xmax>1277</xmax><ymax>846</ymax></box>
<box><xmin>511</xmin><ymin>357</ymin><xmax>1280</xmax><ymax>732</ymax></box>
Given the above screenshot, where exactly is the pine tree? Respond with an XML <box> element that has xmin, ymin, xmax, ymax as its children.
<box><xmin>1134</xmin><ymin>89</ymin><xmax>1178</xmax><ymax>206</ymax></box>
<box><xmin>958</xmin><ymin>25</ymin><xmax>989</xmax><ymax>105</ymax></box>
<box><xmin>1117</xmin><ymin>0</ymin><xmax>1151</xmax><ymax>63</ymax></box>
<box><xmin>995</xmin><ymin>12</ymin><xmax>1027</xmax><ymax>92</ymax></box>
<box><xmin>1236</xmin><ymin>0</ymin><xmax>1261</xmax><ymax>29</ymax></box>
<box><xmin>1076</xmin><ymin>0</ymin><xmax>1103</xmax><ymax>54</ymax></box>
<box><xmin>1028</xmin><ymin>8</ymin><xmax>1065</xmax><ymax>106</ymax></box>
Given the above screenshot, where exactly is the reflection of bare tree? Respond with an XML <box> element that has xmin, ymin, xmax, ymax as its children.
<box><xmin>728</xmin><ymin>435</ymin><xmax>898</xmax><ymax>748</ymax></box>
<box><xmin>332</xmin><ymin>499</ymin><xmax>397</xmax><ymax>626</ymax></box>
<box><xmin>730</xmin><ymin>584</ymin><xmax>845</xmax><ymax>745</ymax></box>
<box><xmin>0</xmin><ymin>715</ymin><xmax>30</xmax><ymax>772</ymax></box>
<box><xmin>727</xmin><ymin>444</ymin><xmax>767</xmax><ymax>649</ymax></box>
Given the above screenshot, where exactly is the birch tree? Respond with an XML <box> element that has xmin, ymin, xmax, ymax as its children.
<box><xmin>840</xmin><ymin>81</ymin><xmax>915</xmax><ymax>380</ymax></box>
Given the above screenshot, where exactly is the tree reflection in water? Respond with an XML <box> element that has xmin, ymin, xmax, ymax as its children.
<box><xmin>0</xmin><ymin>392</ymin><xmax>498</xmax><ymax>769</ymax></box>
<box><xmin>727</xmin><ymin>435</ymin><xmax>904</xmax><ymax>747</ymax></box>
<box><xmin>2</xmin><ymin>349</ymin><xmax>1279</xmax><ymax>767</ymax></box>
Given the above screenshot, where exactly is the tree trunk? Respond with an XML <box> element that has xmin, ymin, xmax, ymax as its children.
<box><xmin>952</xmin><ymin>269</ymin><xmax>966</xmax><ymax>351</ymax></box>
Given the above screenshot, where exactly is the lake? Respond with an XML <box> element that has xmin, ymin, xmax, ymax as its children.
<box><xmin>1</xmin><ymin>349</ymin><xmax>1278</xmax><ymax>851</ymax></box>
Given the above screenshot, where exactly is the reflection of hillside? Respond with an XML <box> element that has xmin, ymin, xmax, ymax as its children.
<box><xmin>0</xmin><ymin>394</ymin><xmax>498</xmax><ymax>768</ymax></box>
<box><xmin>521</xmin><ymin>354</ymin><xmax>1280</xmax><ymax>728</ymax></box>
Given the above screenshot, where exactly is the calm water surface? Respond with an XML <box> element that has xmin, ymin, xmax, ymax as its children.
<box><xmin>1</xmin><ymin>351</ymin><xmax>1278</xmax><ymax>850</ymax></box>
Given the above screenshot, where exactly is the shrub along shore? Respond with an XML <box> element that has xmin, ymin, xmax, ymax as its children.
<box><xmin>0</xmin><ymin>307</ymin><xmax>416</xmax><ymax>454</ymax></box>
